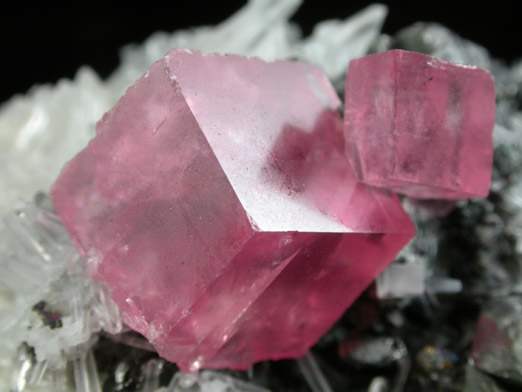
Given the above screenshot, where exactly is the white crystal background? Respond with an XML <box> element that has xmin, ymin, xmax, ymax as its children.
<box><xmin>1</xmin><ymin>1</ymin><xmax>522</xmax><ymax>391</ymax></box>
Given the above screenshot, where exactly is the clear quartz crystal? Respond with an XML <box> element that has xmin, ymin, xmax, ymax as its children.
<box><xmin>10</xmin><ymin>345</ymin><xmax>34</xmax><ymax>392</ymax></box>
<box><xmin>296</xmin><ymin>352</ymin><xmax>333</xmax><ymax>392</ymax></box>
<box><xmin>141</xmin><ymin>359</ymin><xmax>164</xmax><ymax>392</ymax></box>
<box><xmin>294</xmin><ymin>4</ymin><xmax>387</xmax><ymax>84</ymax></box>
<box><xmin>72</xmin><ymin>351</ymin><xmax>102</xmax><ymax>392</ymax></box>
<box><xmin>0</xmin><ymin>198</ymin><xmax>122</xmax><ymax>377</ymax></box>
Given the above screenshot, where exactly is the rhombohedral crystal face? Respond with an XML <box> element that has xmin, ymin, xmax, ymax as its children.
<box><xmin>51</xmin><ymin>49</ymin><xmax>415</xmax><ymax>371</ymax></box>
<box><xmin>344</xmin><ymin>49</ymin><xmax>495</xmax><ymax>199</ymax></box>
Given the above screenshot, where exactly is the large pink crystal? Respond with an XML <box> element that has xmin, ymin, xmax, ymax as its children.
<box><xmin>51</xmin><ymin>49</ymin><xmax>414</xmax><ymax>371</ymax></box>
<box><xmin>344</xmin><ymin>49</ymin><xmax>496</xmax><ymax>199</ymax></box>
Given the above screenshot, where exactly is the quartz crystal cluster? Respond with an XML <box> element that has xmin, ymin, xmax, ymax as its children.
<box><xmin>51</xmin><ymin>49</ymin><xmax>415</xmax><ymax>371</ymax></box>
<box><xmin>1</xmin><ymin>1</ymin><xmax>522</xmax><ymax>391</ymax></box>
<box><xmin>1</xmin><ymin>198</ymin><xmax>123</xmax><ymax>392</ymax></box>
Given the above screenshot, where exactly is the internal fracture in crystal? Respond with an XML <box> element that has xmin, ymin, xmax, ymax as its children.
<box><xmin>51</xmin><ymin>49</ymin><xmax>414</xmax><ymax>371</ymax></box>
<box><xmin>344</xmin><ymin>49</ymin><xmax>496</xmax><ymax>199</ymax></box>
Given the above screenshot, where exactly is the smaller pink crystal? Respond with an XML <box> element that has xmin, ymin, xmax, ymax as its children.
<box><xmin>344</xmin><ymin>49</ymin><xmax>496</xmax><ymax>200</ymax></box>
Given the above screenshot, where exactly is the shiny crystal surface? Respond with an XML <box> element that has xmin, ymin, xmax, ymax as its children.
<box><xmin>344</xmin><ymin>49</ymin><xmax>496</xmax><ymax>199</ymax></box>
<box><xmin>51</xmin><ymin>49</ymin><xmax>414</xmax><ymax>371</ymax></box>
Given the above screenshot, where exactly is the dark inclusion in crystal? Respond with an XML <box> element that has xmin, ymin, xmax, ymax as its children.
<box><xmin>32</xmin><ymin>301</ymin><xmax>63</xmax><ymax>329</ymax></box>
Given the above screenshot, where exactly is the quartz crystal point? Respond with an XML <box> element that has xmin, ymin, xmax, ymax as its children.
<box><xmin>344</xmin><ymin>49</ymin><xmax>496</xmax><ymax>199</ymax></box>
<box><xmin>51</xmin><ymin>49</ymin><xmax>415</xmax><ymax>371</ymax></box>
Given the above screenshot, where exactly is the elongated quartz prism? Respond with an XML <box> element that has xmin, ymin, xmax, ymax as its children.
<box><xmin>344</xmin><ymin>49</ymin><xmax>495</xmax><ymax>199</ymax></box>
<box><xmin>51</xmin><ymin>49</ymin><xmax>415</xmax><ymax>371</ymax></box>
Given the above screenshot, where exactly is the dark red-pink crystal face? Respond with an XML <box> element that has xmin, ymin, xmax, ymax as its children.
<box><xmin>51</xmin><ymin>49</ymin><xmax>415</xmax><ymax>371</ymax></box>
<box><xmin>344</xmin><ymin>49</ymin><xmax>496</xmax><ymax>200</ymax></box>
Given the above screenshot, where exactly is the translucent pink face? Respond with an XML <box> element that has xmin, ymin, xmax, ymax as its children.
<box><xmin>345</xmin><ymin>49</ymin><xmax>495</xmax><ymax>200</ymax></box>
<box><xmin>51</xmin><ymin>49</ymin><xmax>414</xmax><ymax>371</ymax></box>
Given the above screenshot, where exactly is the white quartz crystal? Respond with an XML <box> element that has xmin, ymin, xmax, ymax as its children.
<box><xmin>294</xmin><ymin>4</ymin><xmax>387</xmax><ymax>84</ymax></box>
<box><xmin>0</xmin><ymin>0</ymin><xmax>388</xmax><ymax>218</ymax></box>
<box><xmin>0</xmin><ymin>200</ymin><xmax>122</xmax><ymax>392</ymax></box>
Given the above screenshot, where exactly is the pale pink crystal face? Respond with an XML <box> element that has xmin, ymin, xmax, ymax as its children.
<box><xmin>51</xmin><ymin>49</ymin><xmax>415</xmax><ymax>371</ymax></box>
<box><xmin>344</xmin><ymin>49</ymin><xmax>496</xmax><ymax>199</ymax></box>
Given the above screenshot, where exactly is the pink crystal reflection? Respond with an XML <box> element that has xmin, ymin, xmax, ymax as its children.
<box><xmin>51</xmin><ymin>50</ymin><xmax>414</xmax><ymax>371</ymax></box>
<box><xmin>344</xmin><ymin>49</ymin><xmax>495</xmax><ymax>200</ymax></box>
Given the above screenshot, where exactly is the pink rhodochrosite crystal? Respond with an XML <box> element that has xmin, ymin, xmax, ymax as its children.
<box><xmin>344</xmin><ymin>49</ymin><xmax>496</xmax><ymax>199</ymax></box>
<box><xmin>51</xmin><ymin>49</ymin><xmax>415</xmax><ymax>371</ymax></box>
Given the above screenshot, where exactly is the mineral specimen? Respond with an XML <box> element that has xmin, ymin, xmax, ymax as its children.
<box><xmin>51</xmin><ymin>49</ymin><xmax>414</xmax><ymax>371</ymax></box>
<box><xmin>472</xmin><ymin>297</ymin><xmax>522</xmax><ymax>383</ymax></box>
<box><xmin>344</xmin><ymin>49</ymin><xmax>496</xmax><ymax>199</ymax></box>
